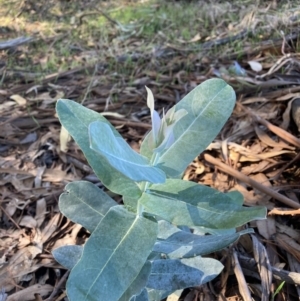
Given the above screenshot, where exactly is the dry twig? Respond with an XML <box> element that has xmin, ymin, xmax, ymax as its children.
<box><xmin>203</xmin><ymin>153</ymin><xmax>300</xmax><ymax>209</ymax></box>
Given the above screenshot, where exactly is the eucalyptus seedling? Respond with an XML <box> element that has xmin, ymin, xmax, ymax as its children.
<box><xmin>53</xmin><ymin>78</ymin><xmax>266</xmax><ymax>301</ymax></box>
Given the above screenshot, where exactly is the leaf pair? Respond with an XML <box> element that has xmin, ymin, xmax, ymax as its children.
<box><xmin>56</xmin><ymin>78</ymin><xmax>236</xmax><ymax>193</ymax></box>
<box><xmin>54</xmin><ymin>242</ymin><xmax>223</xmax><ymax>301</ymax></box>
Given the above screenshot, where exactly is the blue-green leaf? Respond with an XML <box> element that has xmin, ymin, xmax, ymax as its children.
<box><xmin>226</xmin><ymin>190</ymin><xmax>244</xmax><ymax>205</ymax></box>
<box><xmin>145</xmin><ymin>86</ymin><xmax>161</xmax><ymax>148</ymax></box>
<box><xmin>52</xmin><ymin>245</ymin><xmax>83</xmax><ymax>270</ymax></box>
<box><xmin>140</xmin><ymin>179</ymin><xmax>266</xmax><ymax>228</ymax></box>
<box><xmin>140</xmin><ymin>79</ymin><xmax>236</xmax><ymax>177</ymax></box>
<box><xmin>59</xmin><ymin>181</ymin><xmax>117</xmax><ymax>232</ymax></box>
<box><xmin>123</xmin><ymin>195</ymin><xmax>140</xmax><ymax>211</ymax></box>
<box><xmin>120</xmin><ymin>262</ymin><xmax>151</xmax><ymax>301</ymax></box>
<box><xmin>89</xmin><ymin>121</ymin><xmax>166</xmax><ymax>183</ymax></box>
<box><xmin>66</xmin><ymin>206</ymin><xmax>157</xmax><ymax>301</ymax></box>
<box><xmin>147</xmin><ymin>257</ymin><xmax>223</xmax><ymax>290</ymax></box>
<box><xmin>56</xmin><ymin>99</ymin><xmax>141</xmax><ymax>198</ymax></box>
<box><xmin>154</xmin><ymin>221</ymin><xmax>253</xmax><ymax>258</ymax></box>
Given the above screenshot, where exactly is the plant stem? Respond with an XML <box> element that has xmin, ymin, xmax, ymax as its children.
<box><xmin>151</xmin><ymin>152</ymin><xmax>160</xmax><ymax>166</ymax></box>
<box><xmin>137</xmin><ymin>201</ymin><xmax>144</xmax><ymax>217</ymax></box>
<box><xmin>137</xmin><ymin>151</ymin><xmax>161</xmax><ymax>217</ymax></box>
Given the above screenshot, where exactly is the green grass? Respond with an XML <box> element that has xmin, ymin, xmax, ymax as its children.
<box><xmin>0</xmin><ymin>0</ymin><xmax>299</xmax><ymax>83</ymax></box>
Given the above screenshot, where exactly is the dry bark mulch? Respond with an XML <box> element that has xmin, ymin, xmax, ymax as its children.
<box><xmin>1</xmin><ymin>1</ymin><xmax>300</xmax><ymax>300</ymax></box>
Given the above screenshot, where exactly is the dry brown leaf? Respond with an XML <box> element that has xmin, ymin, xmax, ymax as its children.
<box><xmin>30</xmin><ymin>91</ymin><xmax>64</xmax><ymax>108</ymax></box>
<box><xmin>228</xmin><ymin>142</ymin><xmax>252</xmax><ymax>153</ymax></box>
<box><xmin>0</xmin><ymin>101</ymin><xmax>16</xmax><ymax>112</ymax></box>
<box><xmin>241</xmin><ymin>97</ymin><xmax>269</xmax><ymax>104</ymax></box>
<box><xmin>275</xmin><ymin>233</ymin><xmax>300</xmax><ymax>262</ymax></box>
<box><xmin>246</xmin><ymin>106</ymin><xmax>300</xmax><ymax>148</ymax></box>
<box><xmin>238</xmin><ymin>233</ymin><xmax>253</xmax><ymax>254</ymax></box>
<box><xmin>276</xmin><ymin>223</ymin><xmax>300</xmax><ymax>243</ymax></box>
<box><xmin>35</xmin><ymin>198</ymin><xmax>47</xmax><ymax>227</ymax></box>
<box><xmin>206</xmin><ymin>141</ymin><xmax>221</xmax><ymax>150</ymax></box>
<box><xmin>256</xmin><ymin>217</ymin><xmax>276</xmax><ymax>240</ymax></box>
<box><xmin>6</xmin><ymin>284</ymin><xmax>53</xmax><ymax>301</ymax></box>
<box><xmin>276</xmin><ymin>92</ymin><xmax>300</xmax><ymax>101</ymax></box>
<box><xmin>18</xmin><ymin>233</ymin><xmax>31</xmax><ymax>249</ymax></box>
<box><xmin>19</xmin><ymin>215</ymin><xmax>37</xmax><ymax>229</ymax></box>
<box><xmin>41</xmin><ymin>213</ymin><xmax>61</xmax><ymax>244</ymax></box>
<box><xmin>285</xmin><ymin>190</ymin><xmax>299</xmax><ymax>203</ymax></box>
<box><xmin>250</xmin><ymin>142</ymin><xmax>264</xmax><ymax>153</ymax></box>
<box><xmin>5</xmin><ymin>199</ymin><xmax>30</xmax><ymax>217</ymax></box>
<box><xmin>286</xmin><ymin>252</ymin><xmax>300</xmax><ymax>296</ymax></box>
<box><xmin>280</xmin><ymin>97</ymin><xmax>296</xmax><ymax>130</ymax></box>
<box><xmin>254</xmin><ymin>126</ymin><xmax>294</xmax><ymax>150</ymax></box>
<box><xmin>51</xmin><ymin>224</ymin><xmax>82</xmax><ymax>250</ymax></box>
<box><xmin>0</xmin><ymin>246</ymin><xmax>42</xmax><ymax>292</ymax></box>
<box><xmin>34</xmin><ymin>166</ymin><xmax>46</xmax><ymax>189</ymax></box>
<box><xmin>247</xmin><ymin>173</ymin><xmax>272</xmax><ymax>205</ymax></box>
<box><xmin>43</xmin><ymin>166</ymin><xmax>78</xmax><ymax>183</ymax></box>
<box><xmin>241</xmin><ymin>160</ymin><xmax>271</xmax><ymax>175</ymax></box>
<box><xmin>11</xmin><ymin>176</ymin><xmax>33</xmax><ymax>192</ymax></box>
<box><xmin>213</xmin><ymin>172</ymin><xmax>230</xmax><ymax>191</ymax></box>
<box><xmin>59</xmin><ymin>125</ymin><xmax>71</xmax><ymax>153</ymax></box>
<box><xmin>252</xmin><ymin>235</ymin><xmax>272</xmax><ymax>301</ymax></box>
<box><xmin>9</xmin><ymin>94</ymin><xmax>27</xmax><ymax>106</ymax></box>
<box><xmin>232</xmin><ymin>150</ymin><xmax>294</xmax><ymax>162</ymax></box>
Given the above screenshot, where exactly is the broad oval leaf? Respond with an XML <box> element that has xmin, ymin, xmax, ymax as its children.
<box><xmin>147</xmin><ymin>257</ymin><xmax>223</xmax><ymax>291</ymax></box>
<box><xmin>67</xmin><ymin>206</ymin><xmax>157</xmax><ymax>301</ymax></box>
<box><xmin>140</xmin><ymin>79</ymin><xmax>236</xmax><ymax>177</ymax></box>
<box><xmin>56</xmin><ymin>99</ymin><xmax>141</xmax><ymax>198</ymax></box>
<box><xmin>52</xmin><ymin>245</ymin><xmax>83</xmax><ymax>270</ymax></box>
<box><xmin>140</xmin><ymin>179</ymin><xmax>266</xmax><ymax>229</ymax></box>
<box><xmin>89</xmin><ymin>121</ymin><xmax>166</xmax><ymax>183</ymax></box>
<box><xmin>154</xmin><ymin>221</ymin><xmax>253</xmax><ymax>258</ymax></box>
<box><xmin>59</xmin><ymin>181</ymin><xmax>117</xmax><ymax>232</ymax></box>
<box><xmin>119</xmin><ymin>261</ymin><xmax>151</xmax><ymax>301</ymax></box>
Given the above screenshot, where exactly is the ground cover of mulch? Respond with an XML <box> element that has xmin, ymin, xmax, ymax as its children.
<box><xmin>1</xmin><ymin>0</ymin><xmax>300</xmax><ymax>300</ymax></box>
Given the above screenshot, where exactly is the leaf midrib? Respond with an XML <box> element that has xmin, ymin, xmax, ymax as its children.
<box><xmin>84</xmin><ymin>214</ymin><xmax>141</xmax><ymax>300</ymax></box>
<box><xmin>160</xmin><ymin>85</ymin><xmax>227</xmax><ymax>160</ymax></box>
